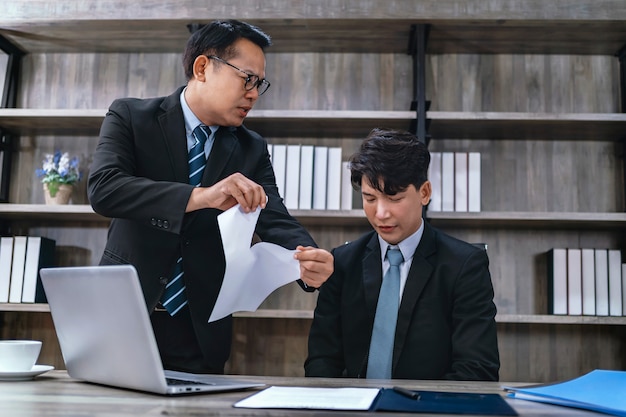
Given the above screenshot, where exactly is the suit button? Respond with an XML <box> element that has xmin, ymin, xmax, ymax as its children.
<box><xmin>184</xmin><ymin>240</ymin><xmax>190</xmax><ymax>246</ymax></box>
<box><xmin>159</xmin><ymin>276</ymin><xmax>168</xmax><ymax>285</ymax></box>
<box><xmin>151</xmin><ymin>218</ymin><xmax>157</xmax><ymax>226</ymax></box>
<box><xmin>163</xmin><ymin>220</ymin><xmax>170</xmax><ymax>229</ymax></box>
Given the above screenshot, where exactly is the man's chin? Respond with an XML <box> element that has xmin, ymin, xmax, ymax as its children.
<box><xmin>376</xmin><ymin>229</ymin><xmax>400</xmax><ymax>245</ymax></box>
<box><xmin>228</xmin><ymin>118</ymin><xmax>245</xmax><ymax>127</ymax></box>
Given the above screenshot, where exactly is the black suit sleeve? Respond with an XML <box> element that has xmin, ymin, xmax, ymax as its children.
<box><xmin>444</xmin><ymin>248</ymin><xmax>500</xmax><ymax>381</ymax></box>
<box><xmin>304</xmin><ymin>247</ymin><xmax>349</xmax><ymax>376</ymax></box>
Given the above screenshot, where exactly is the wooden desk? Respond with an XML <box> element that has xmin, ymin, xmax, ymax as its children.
<box><xmin>0</xmin><ymin>371</ymin><xmax>602</xmax><ymax>416</ymax></box>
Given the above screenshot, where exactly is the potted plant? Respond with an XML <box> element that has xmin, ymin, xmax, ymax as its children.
<box><xmin>36</xmin><ymin>150</ymin><xmax>82</xmax><ymax>204</ymax></box>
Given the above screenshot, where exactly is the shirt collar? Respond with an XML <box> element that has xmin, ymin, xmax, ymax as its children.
<box><xmin>180</xmin><ymin>87</ymin><xmax>203</xmax><ymax>136</ymax></box>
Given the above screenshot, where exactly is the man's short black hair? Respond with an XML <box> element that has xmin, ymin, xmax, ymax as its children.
<box><xmin>183</xmin><ymin>19</ymin><xmax>272</xmax><ymax>80</ymax></box>
<box><xmin>349</xmin><ymin>128</ymin><xmax>430</xmax><ymax>195</ymax></box>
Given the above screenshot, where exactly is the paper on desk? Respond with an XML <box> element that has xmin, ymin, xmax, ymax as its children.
<box><xmin>234</xmin><ymin>386</ymin><xmax>381</xmax><ymax>410</ymax></box>
<box><xmin>209</xmin><ymin>204</ymin><xmax>300</xmax><ymax>322</ymax></box>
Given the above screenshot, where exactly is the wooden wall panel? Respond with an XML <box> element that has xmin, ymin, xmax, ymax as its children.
<box><xmin>13</xmin><ymin>52</ymin><xmax>411</xmax><ymax>205</ymax></box>
<box><xmin>13</xmin><ymin>52</ymin><xmax>186</xmax><ymax>205</ymax></box>
<box><xmin>497</xmin><ymin>323</ymin><xmax>626</xmax><ymax>382</ymax></box>
<box><xmin>429</xmin><ymin>139</ymin><xmax>624</xmax><ymax>213</ymax></box>
<box><xmin>228</xmin><ymin>319</ymin><xmax>626</xmax><ymax>382</ymax></box>
<box><xmin>227</xmin><ymin>317</ymin><xmax>311</xmax><ymax>377</ymax></box>
<box><xmin>19</xmin><ymin>53</ymin><xmax>185</xmax><ymax>108</ymax></box>
<box><xmin>0</xmin><ymin>312</ymin><xmax>64</xmax><ymax>370</ymax></box>
<box><xmin>428</xmin><ymin>54</ymin><xmax>620</xmax><ymax>112</ymax></box>
<box><xmin>8</xmin><ymin>314</ymin><xmax>625</xmax><ymax>381</ymax></box>
<box><xmin>433</xmin><ymin>228</ymin><xmax>622</xmax><ymax>315</ymax></box>
<box><xmin>258</xmin><ymin>53</ymin><xmax>413</xmax><ymax>111</ymax></box>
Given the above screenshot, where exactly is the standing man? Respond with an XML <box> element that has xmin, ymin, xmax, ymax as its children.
<box><xmin>88</xmin><ymin>20</ymin><xmax>333</xmax><ymax>374</ymax></box>
<box><xmin>305</xmin><ymin>128</ymin><xmax>499</xmax><ymax>380</ymax></box>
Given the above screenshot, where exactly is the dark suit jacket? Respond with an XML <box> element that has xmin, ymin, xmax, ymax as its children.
<box><xmin>88</xmin><ymin>86</ymin><xmax>315</xmax><ymax>371</ymax></box>
<box><xmin>305</xmin><ymin>222</ymin><xmax>500</xmax><ymax>381</ymax></box>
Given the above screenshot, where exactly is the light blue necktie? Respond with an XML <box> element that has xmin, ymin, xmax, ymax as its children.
<box><xmin>367</xmin><ymin>247</ymin><xmax>404</xmax><ymax>379</ymax></box>
<box><xmin>160</xmin><ymin>125</ymin><xmax>212</xmax><ymax>316</ymax></box>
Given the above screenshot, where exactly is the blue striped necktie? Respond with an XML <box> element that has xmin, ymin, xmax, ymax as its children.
<box><xmin>160</xmin><ymin>125</ymin><xmax>212</xmax><ymax>316</ymax></box>
<box><xmin>367</xmin><ymin>247</ymin><xmax>404</xmax><ymax>379</ymax></box>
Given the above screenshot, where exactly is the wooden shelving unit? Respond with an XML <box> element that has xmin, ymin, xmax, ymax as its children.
<box><xmin>1</xmin><ymin>0</ymin><xmax>625</xmax><ymax>382</ymax></box>
<box><xmin>428</xmin><ymin>111</ymin><xmax>626</xmax><ymax>141</ymax></box>
<box><xmin>2</xmin><ymin>109</ymin><xmax>626</xmax><ymax>140</ymax></box>
<box><xmin>2</xmin><ymin>204</ymin><xmax>626</xmax><ymax>229</ymax></box>
<box><xmin>2</xmin><ymin>9</ymin><xmax>626</xmax><ymax>54</ymax></box>
<box><xmin>4</xmin><ymin>303</ymin><xmax>626</xmax><ymax>327</ymax></box>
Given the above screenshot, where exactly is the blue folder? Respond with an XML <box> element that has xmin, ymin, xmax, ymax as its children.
<box><xmin>504</xmin><ymin>369</ymin><xmax>626</xmax><ymax>417</ymax></box>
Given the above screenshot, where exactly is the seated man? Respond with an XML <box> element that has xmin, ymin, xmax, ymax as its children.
<box><xmin>305</xmin><ymin>128</ymin><xmax>500</xmax><ymax>380</ymax></box>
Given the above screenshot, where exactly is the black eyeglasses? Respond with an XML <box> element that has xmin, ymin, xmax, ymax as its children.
<box><xmin>206</xmin><ymin>55</ymin><xmax>271</xmax><ymax>96</ymax></box>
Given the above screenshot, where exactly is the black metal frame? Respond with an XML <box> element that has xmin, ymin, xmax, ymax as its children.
<box><xmin>617</xmin><ymin>44</ymin><xmax>626</xmax><ymax>213</ymax></box>
<box><xmin>0</xmin><ymin>35</ymin><xmax>25</xmax><ymax>203</ymax></box>
<box><xmin>617</xmin><ymin>45</ymin><xmax>626</xmax><ymax>114</ymax></box>
<box><xmin>187</xmin><ymin>23</ymin><xmax>204</xmax><ymax>34</ymax></box>
<box><xmin>407</xmin><ymin>24</ymin><xmax>433</xmax><ymax>220</ymax></box>
<box><xmin>408</xmin><ymin>24</ymin><xmax>431</xmax><ymax>145</ymax></box>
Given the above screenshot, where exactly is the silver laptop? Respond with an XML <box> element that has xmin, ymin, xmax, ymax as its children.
<box><xmin>40</xmin><ymin>264</ymin><xmax>264</xmax><ymax>395</ymax></box>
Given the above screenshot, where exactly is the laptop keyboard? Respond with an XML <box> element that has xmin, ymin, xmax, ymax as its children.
<box><xmin>166</xmin><ymin>378</ymin><xmax>214</xmax><ymax>386</ymax></box>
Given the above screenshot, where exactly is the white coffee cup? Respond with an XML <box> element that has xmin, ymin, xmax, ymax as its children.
<box><xmin>0</xmin><ymin>340</ymin><xmax>42</xmax><ymax>372</ymax></box>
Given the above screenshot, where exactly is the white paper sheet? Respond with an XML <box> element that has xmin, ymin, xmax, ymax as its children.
<box><xmin>209</xmin><ymin>205</ymin><xmax>300</xmax><ymax>322</ymax></box>
<box><xmin>234</xmin><ymin>386</ymin><xmax>381</xmax><ymax>410</ymax></box>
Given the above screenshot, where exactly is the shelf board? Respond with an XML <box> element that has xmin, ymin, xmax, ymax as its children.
<box><xmin>428</xmin><ymin>112</ymin><xmax>626</xmax><ymax>141</ymax></box>
<box><xmin>241</xmin><ymin>312</ymin><xmax>626</xmax><ymax>325</ymax></box>
<box><xmin>0</xmin><ymin>303</ymin><xmax>50</xmax><ymax>313</ymax></box>
<box><xmin>0</xmin><ymin>109</ymin><xmax>415</xmax><ymax>138</ymax></box>
<box><xmin>247</xmin><ymin>110</ymin><xmax>416</xmax><ymax>138</ymax></box>
<box><xmin>290</xmin><ymin>210</ymin><xmax>368</xmax><ymax>226</ymax></box>
<box><xmin>0</xmin><ymin>204</ymin><xmax>369</xmax><ymax>225</ymax></box>
<box><xmin>233</xmin><ymin>309</ymin><xmax>314</xmax><ymax>319</ymax></box>
<box><xmin>0</xmin><ymin>109</ymin><xmax>107</xmax><ymax>136</ymax></box>
<box><xmin>0</xmin><ymin>204</ymin><xmax>109</xmax><ymax>222</ymax></box>
<box><xmin>3</xmin><ymin>304</ymin><xmax>625</xmax><ymax>325</ymax></box>
<box><xmin>496</xmin><ymin>314</ymin><xmax>626</xmax><ymax>325</ymax></box>
<box><xmin>1</xmin><ymin>1</ymin><xmax>625</xmax><ymax>53</ymax></box>
<box><xmin>2</xmin><ymin>109</ymin><xmax>625</xmax><ymax>141</ymax></box>
<box><xmin>427</xmin><ymin>211</ymin><xmax>626</xmax><ymax>229</ymax></box>
<box><xmin>1</xmin><ymin>205</ymin><xmax>625</xmax><ymax>229</ymax></box>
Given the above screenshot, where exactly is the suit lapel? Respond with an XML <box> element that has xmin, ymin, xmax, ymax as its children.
<box><xmin>155</xmin><ymin>89</ymin><xmax>238</xmax><ymax>186</ymax></box>
<box><xmin>203</xmin><ymin>127</ymin><xmax>237</xmax><ymax>186</ymax></box>
<box><xmin>362</xmin><ymin>234</ymin><xmax>382</xmax><ymax>320</ymax></box>
<box><xmin>157</xmin><ymin>87</ymin><xmax>188</xmax><ymax>184</ymax></box>
<box><xmin>393</xmin><ymin>221</ymin><xmax>436</xmax><ymax>371</ymax></box>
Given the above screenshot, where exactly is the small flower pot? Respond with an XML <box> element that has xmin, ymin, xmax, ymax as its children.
<box><xmin>43</xmin><ymin>183</ymin><xmax>73</xmax><ymax>205</ymax></box>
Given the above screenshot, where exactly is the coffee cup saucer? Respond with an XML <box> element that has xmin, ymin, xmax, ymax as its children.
<box><xmin>0</xmin><ymin>364</ymin><xmax>55</xmax><ymax>381</ymax></box>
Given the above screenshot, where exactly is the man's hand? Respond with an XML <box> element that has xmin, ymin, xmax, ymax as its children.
<box><xmin>294</xmin><ymin>246</ymin><xmax>334</xmax><ymax>289</ymax></box>
<box><xmin>186</xmin><ymin>172</ymin><xmax>267</xmax><ymax>213</ymax></box>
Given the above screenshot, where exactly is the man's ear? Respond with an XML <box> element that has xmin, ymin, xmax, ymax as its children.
<box><xmin>419</xmin><ymin>180</ymin><xmax>432</xmax><ymax>205</ymax></box>
<box><xmin>193</xmin><ymin>55</ymin><xmax>211</xmax><ymax>81</ymax></box>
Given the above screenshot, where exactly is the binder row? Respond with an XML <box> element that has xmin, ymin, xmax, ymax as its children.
<box><xmin>548</xmin><ymin>248</ymin><xmax>626</xmax><ymax>316</ymax></box>
<box><xmin>428</xmin><ymin>152</ymin><xmax>481</xmax><ymax>212</ymax></box>
<box><xmin>269</xmin><ymin>144</ymin><xmax>354</xmax><ymax>211</ymax></box>
<box><xmin>0</xmin><ymin>236</ymin><xmax>56</xmax><ymax>304</ymax></box>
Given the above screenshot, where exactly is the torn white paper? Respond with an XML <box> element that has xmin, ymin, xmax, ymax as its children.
<box><xmin>209</xmin><ymin>204</ymin><xmax>300</xmax><ymax>322</ymax></box>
